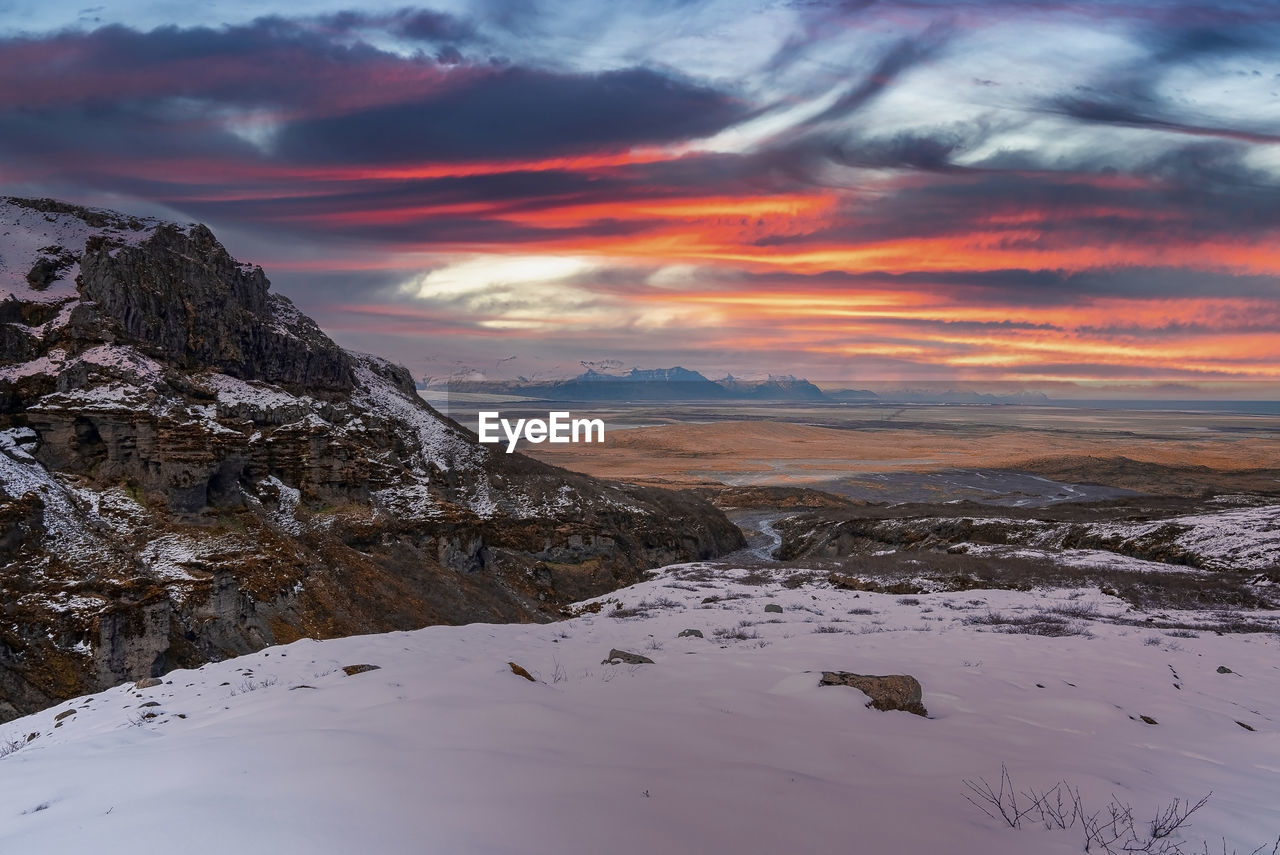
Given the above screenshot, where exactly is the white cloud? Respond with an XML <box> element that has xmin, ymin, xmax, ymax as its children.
<box><xmin>404</xmin><ymin>255</ymin><xmax>597</xmax><ymax>302</ymax></box>
<box><xmin>401</xmin><ymin>255</ymin><xmax>725</xmax><ymax>333</ymax></box>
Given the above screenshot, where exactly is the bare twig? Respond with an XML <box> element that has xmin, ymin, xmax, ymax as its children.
<box><xmin>963</xmin><ymin>767</ymin><xmax>1266</xmax><ymax>855</ymax></box>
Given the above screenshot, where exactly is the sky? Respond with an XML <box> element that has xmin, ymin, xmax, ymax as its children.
<box><xmin>1</xmin><ymin>0</ymin><xmax>1279</xmax><ymax>391</ymax></box>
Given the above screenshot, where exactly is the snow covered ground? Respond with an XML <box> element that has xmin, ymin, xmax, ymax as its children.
<box><xmin>1</xmin><ymin>563</ymin><xmax>1277</xmax><ymax>854</ymax></box>
<box><xmin>0</xmin><ymin>198</ymin><xmax>168</xmax><ymax>304</ymax></box>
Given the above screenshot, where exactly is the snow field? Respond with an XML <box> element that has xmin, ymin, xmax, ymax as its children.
<box><xmin>0</xmin><ymin>563</ymin><xmax>1277</xmax><ymax>854</ymax></box>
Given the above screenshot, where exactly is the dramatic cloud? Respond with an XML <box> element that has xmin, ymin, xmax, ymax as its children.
<box><xmin>1</xmin><ymin>0</ymin><xmax>1278</xmax><ymax>387</ymax></box>
<box><xmin>274</xmin><ymin>67</ymin><xmax>749</xmax><ymax>163</ymax></box>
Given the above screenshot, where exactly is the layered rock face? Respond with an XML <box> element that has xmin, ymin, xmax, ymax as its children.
<box><xmin>0</xmin><ymin>197</ymin><xmax>743</xmax><ymax>721</ymax></box>
<box><xmin>773</xmin><ymin>501</ymin><xmax>1280</xmax><ymax>574</ymax></box>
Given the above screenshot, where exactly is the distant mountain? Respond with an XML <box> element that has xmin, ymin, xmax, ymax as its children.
<box><xmin>560</xmin><ymin>366</ymin><xmax>727</xmax><ymax>400</ymax></box>
<box><xmin>0</xmin><ymin>197</ymin><xmax>742</xmax><ymax>721</ymax></box>
<box><xmin>715</xmin><ymin>374</ymin><xmax>827</xmax><ymax>401</ymax></box>
<box><xmin>443</xmin><ymin>368</ymin><xmax>832</xmax><ymax>402</ymax></box>
<box><xmin>579</xmin><ymin>367</ymin><xmax>708</xmax><ymax>385</ymax></box>
<box><xmin>440</xmin><ymin>372</ymin><xmax>1059</xmax><ymax>406</ymax></box>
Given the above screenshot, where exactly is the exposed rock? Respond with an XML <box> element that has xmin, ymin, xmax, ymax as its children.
<box><xmin>602</xmin><ymin>649</ymin><xmax>654</xmax><ymax>665</ymax></box>
<box><xmin>677</xmin><ymin>629</ymin><xmax>703</xmax><ymax>638</ymax></box>
<box><xmin>698</xmin><ymin>485</ymin><xmax>861</xmax><ymax>511</ymax></box>
<box><xmin>1022</xmin><ymin>456</ymin><xmax>1280</xmax><ymax>500</ymax></box>
<box><xmin>0</xmin><ymin>197</ymin><xmax>744</xmax><ymax>721</ymax></box>
<box><xmin>26</xmin><ymin>255</ymin><xmax>73</xmax><ymax>291</ymax></box>
<box><xmin>827</xmin><ymin>574</ymin><xmax>926</xmax><ymax>596</ymax></box>
<box><xmin>777</xmin><ymin>501</ymin><xmax>1280</xmax><ymax>575</ymax></box>
<box><xmin>819</xmin><ymin>672</ymin><xmax>928</xmax><ymax>717</ymax></box>
<box><xmin>341</xmin><ymin>664</ymin><xmax>380</xmax><ymax>676</ymax></box>
<box><xmin>1217</xmin><ymin>666</ymin><xmax>1233</xmax><ymax>674</ymax></box>
<box><xmin>507</xmin><ymin>662</ymin><xmax>535</xmax><ymax>681</ymax></box>
<box><xmin>53</xmin><ymin>709</ymin><xmax>75</xmax><ymax>721</ymax></box>
<box><xmin>76</xmin><ymin>224</ymin><xmax>354</xmax><ymax>394</ymax></box>
<box><xmin>134</xmin><ymin>677</ymin><xmax>163</xmax><ymax>689</ymax></box>
<box><xmin>1139</xmin><ymin>715</ymin><xmax>1159</xmax><ymax>725</ymax></box>
<box><xmin>764</xmin><ymin>604</ymin><xmax>783</xmax><ymax>614</ymax></box>
<box><xmin>559</xmin><ymin>601</ymin><xmax>604</xmax><ymax>618</ymax></box>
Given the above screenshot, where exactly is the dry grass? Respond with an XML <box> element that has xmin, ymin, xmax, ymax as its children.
<box><xmin>525</xmin><ymin>412</ymin><xmax>1280</xmax><ymax>489</ymax></box>
<box><xmin>965</xmin><ymin>611</ymin><xmax>1092</xmax><ymax>637</ymax></box>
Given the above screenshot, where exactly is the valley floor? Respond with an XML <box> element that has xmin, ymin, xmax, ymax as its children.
<box><xmin>1</xmin><ymin>562</ymin><xmax>1278</xmax><ymax>854</ymax></box>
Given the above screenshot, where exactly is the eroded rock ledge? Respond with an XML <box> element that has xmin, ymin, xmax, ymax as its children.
<box><xmin>0</xmin><ymin>197</ymin><xmax>743</xmax><ymax>721</ymax></box>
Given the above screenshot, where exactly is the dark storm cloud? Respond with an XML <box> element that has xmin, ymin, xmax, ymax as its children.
<box><xmin>0</xmin><ymin>100</ymin><xmax>258</xmax><ymax>163</ymax></box>
<box><xmin>732</xmin><ymin>266</ymin><xmax>1280</xmax><ymax>305</ymax></box>
<box><xmin>740</xmin><ymin>134</ymin><xmax>1280</xmax><ymax>256</ymax></box>
<box><xmin>300</xmin><ymin>8</ymin><xmax>478</xmax><ymax>42</ymax></box>
<box><xmin>1080</xmin><ymin>316</ymin><xmax>1280</xmax><ymax>337</ymax></box>
<box><xmin>1060</xmin><ymin>268</ymin><xmax>1280</xmax><ymax>301</ymax></box>
<box><xmin>1145</xmin><ymin>23</ymin><xmax>1268</xmax><ymax>60</ymax></box>
<box><xmin>160</xmin><ymin>156</ymin><xmax>769</xmax><ymax>245</ymax></box>
<box><xmin>853</xmin><ymin>317</ymin><xmax>1065</xmax><ymax>332</ymax></box>
<box><xmin>825</xmin><ymin>128</ymin><xmax>975</xmax><ymax>171</ymax></box>
<box><xmin>0</xmin><ymin>19</ymin><xmax>437</xmax><ymax>110</ymax></box>
<box><xmin>1039</xmin><ymin>12</ymin><xmax>1280</xmax><ymax>144</ymax></box>
<box><xmin>391</xmin><ymin>9</ymin><xmax>476</xmax><ymax>41</ymax></box>
<box><xmin>311</xmin><ymin>216</ymin><xmax>656</xmax><ymax>246</ymax></box>
<box><xmin>0</xmin><ymin>17</ymin><xmax>746</xmax><ymax>172</ymax></box>
<box><xmin>1048</xmin><ymin>96</ymin><xmax>1280</xmax><ymax>145</ymax></box>
<box><xmin>983</xmin><ymin>361</ymin><xmax>1264</xmax><ymax>379</ymax></box>
<box><xmin>272</xmin><ymin>66</ymin><xmax>748</xmax><ymax>164</ymax></box>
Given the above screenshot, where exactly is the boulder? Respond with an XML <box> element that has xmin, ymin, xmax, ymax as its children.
<box><xmin>602</xmin><ymin>649</ymin><xmax>654</xmax><ymax>665</ymax></box>
<box><xmin>819</xmin><ymin>671</ymin><xmax>928</xmax><ymax>717</ymax></box>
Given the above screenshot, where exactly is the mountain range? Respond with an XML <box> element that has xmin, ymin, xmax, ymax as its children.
<box><xmin>437</xmin><ymin>370</ymin><xmax>1053</xmax><ymax>405</ymax></box>
<box><xmin>441</xmin><ymin>368</ymin><xmax>831</xmax><ymax>401</ymax></box>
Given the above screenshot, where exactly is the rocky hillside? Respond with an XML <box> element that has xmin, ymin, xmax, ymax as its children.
<box><xmin>0</xmin><ymin>196</ymin><xmax>743</xmax><ymax>721</ymax></box>
<box><xmin>774</xmin><ymin>499</ymin><xmax>1280</xmax><ymax>577</ymax></box>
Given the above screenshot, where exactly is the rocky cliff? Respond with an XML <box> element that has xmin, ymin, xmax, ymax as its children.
<box><xmin>0</xmin><ymin>196</ymin><xmax>743</xmax><ymax>721</ymax></box>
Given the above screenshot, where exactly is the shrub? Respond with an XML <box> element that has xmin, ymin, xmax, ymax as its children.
<box><xmin>713</xmin><ymin>622</ymin><xmax>762</xmax><ymax>641</ymax></box>
<box><xmin>1048</xmin><ymin>601</ymin><xmax>1100</xmax><ymax>619</ymax></box>
<box><xmin>965</xmin><ymin>610</ymin><xmax>1090</xmax><ymax>637</ymax></box>
<box><xmin>963</xmin><ymin>764</ymin><xmax>1278</xmax><ymax>855</ymax></box>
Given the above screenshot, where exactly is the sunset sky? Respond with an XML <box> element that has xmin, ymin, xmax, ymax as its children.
<box><xmin>2</xmin><ymin>0</ymin><xmax>1279</xmax><ymax>390</ymax></box>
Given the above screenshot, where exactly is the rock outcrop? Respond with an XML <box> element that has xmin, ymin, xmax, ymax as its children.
<box><xmin>602</xmin><ymin>649</ymin><xmax>654</xmax><ymax>665</ymax></box>
<box><xmin>0</xmin><ymin>197</ymin><xmax>743</xmax><ymax>721</ymax></box>
<box><xmin>819</xmin><ymin>672</ymin><xmax>928</xmax><ymax>717</ymax></box>
<box><xmin>774</xmin><ymin>502</ymin><xmax>1280</xmax><ymax>574</ymax></box>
